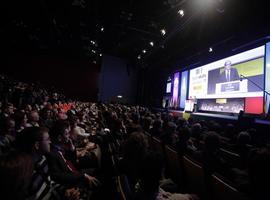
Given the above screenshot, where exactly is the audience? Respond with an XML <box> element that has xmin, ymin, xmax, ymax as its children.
<box><xmin>0</xmin><ymin>73</ymin><xmax>269</xmax><ymax>200</ymax></box>
<box><xmin>135</xmin><ymin>151</ymin><xmax>197</xmax><ymax>200</ymax></box>
<box><xmin>0</xmin><ymin>151</ymin><xmax>33</xmax><ymax>200</ymax></box>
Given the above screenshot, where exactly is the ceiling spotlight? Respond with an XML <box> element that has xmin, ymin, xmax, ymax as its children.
<box><xmin>137</xmin><ymin>55</ymin><xmax>141</xmax><ymax>59</ymax></box>
<box><xmin>93</xmin><ymin>60</ymin><xmax>97</xmax><ymax>64</ymax></box>
<box><xmin>209</xmin><ymin>47</ymin><xmax>213</xmax><ymax>52</ymax></box>
<box><xmin>99</xmin><ymin>53</ymin><xmax>102</xmax><ymax>57</ymax></box>
<box><xmin>91</xmin><ymin>50</ymin><xmax>96</xmax><ymax>53</ymax></box>
<box><xmin>142</xmin><ymin>49</ymin><xmax>147</xmax><ymax>54</ymax></box>
<box><xmin>90</xmin><ymin>40</ymin><xmax>96</xmax><ymax>45</ymax></box>
<box><xmin>101</xmin><ymin>27</ymin><xmax>104</xmax><ymax>32</ymax></box>
<box><xmin>160</xmin><ymin>29</ymin><xmax>166</xmax><ymax>36</ymax></box>
<box><xmin>149</xmin><ymin>41</ymin><xmax>154</xmax><ymax>46</ymax></box>
<box><xmin>178</xmin><ymin>9</ymin><xmax>184</xmax><ymax>17</ymax></box>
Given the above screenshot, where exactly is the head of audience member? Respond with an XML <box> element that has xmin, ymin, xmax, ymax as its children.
<box><xmin>111</xmin><ymin>118</ymin><xmax>125</xmax><ymax>133</ymax></box>
<box><xmin>40</xmin><ymin>108</ymin><xmax>53</xmax><ymax>120</ymax></box>
<box><xmin>223</xmin><ymin>123</ymin><xmax>236</xmax><ymax>139</ymax></box>
<box><xmin>123</xmin><ymin>132</ymin><xmax>148</xmax><ymax>161</ymax></box>
<box><xmin>152</xmin><ymin>119</ymin><xmax>162</xmax><ymax>130</ymax></box>
<box><xmin>50</xmin><ymin>120</ymin><xmax>71</xmax><ymax>144</ymax></box>
<box><xmin>176</xmin><ymin>118</ymin><xmax>187</xmax><ymax>128</ymax></box>
<box><xmin>13</xmin><ymin>111</ymin><xmax>28</xmax><ymax>131</ymax></box>
<box><xmin>131</xmin><ymin>112</ymin><xmax>140</xmax><ymax>124</ymax></box>
<box><xmin>248</xmin><ymin>148</ymin><xmax>270</xmax><ymax>199</ymax></box>
<box><xmin>142</xmin><ymin>117</ymin><xmax>152</xmax><ymax>132</ymax></box>
<box><xmin>28</xmin><ymin>111</ymin><xmax>39</xmax><ymax>123</ymax></box>
<box><xmin>164</xmin><ymin>121</ymin><xmax>177</xmax><ymax>135</ymax></box>
<box><xmin>17</xmin><ymin>127</ymin><xmax>51</xmax><ymax>155</ymax></box>
<box><xmin>191</xmin><ymin>123</ymin><xmax>202</xmax><ymax>140</ymax></box>
<box><xmin>246</xmin><ymin>128</ymin><xmax>256</xmax><ymax>144</ymax></box>
<box><xmin>0</xmin><ymin>117</ymin><xmax>16</xmax><ymax>136</ymax></box>
<box><xmin>204</xmin><ymin>131</ymin><xmax>220</xmax><ymax>153</ymax></box>
<box><xmin>187</xmin><ymin>117</ymin><xmax>194</xmax><ymax>126</ymax></box>
<box><xmin>176</xmin><ymin>126</ymin><xmax>191</xmax><ymax>155</ymax></box>
<box><xmin>3</xmin><ymin>103</ymin><xmax>15</xmax><ymax>116</ymax></box>
<box><xmin>210</xmin><ymin>122</ymin><xmax>222</xmax><ymax>134</ymax></box>
<box><xmin>139</xmin><ymin>151</ymin><xmax>164</xmax><ymax>194</ymax></box>
<box><xmin>0</xmin><ymin>151</ymin><xmax>34</xmax><ymax>200</ymax></box>
<box><xmin>25</xmin><ymin>104</ymin><xmax>32</xmax><ymax>114</ymax></box>
<box><xmin>57</xmin><ymin>111</ymin><xmax>68</xmax><ymax>120</ymax></box>
<box><xmin>237</xmin><ymin>131</ymin><xmax>251</xmax><ymax>146</ymax></box>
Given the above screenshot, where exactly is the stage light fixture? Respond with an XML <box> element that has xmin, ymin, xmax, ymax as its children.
<box><xmin>209</xmin><ymin>47</ymin><xmax>213</xmax><ymax>52</ymax></box>
<box><xmin>101</xmin><ymin>27</ymin><xmax>104</xmax><ymax>32</ymax></box>
<box><xmin>91</xmin><ymin>50</ymin><xmax>96</xmax><ymax>53</ymax></box>
<box><xmin>142</xmin><ymin>49</ymin><xmax>147</xmax><ymax>53</ymax></box>
<box><xmin>160</xmin><ymin>29</ymin><xmax>166</xmax><ymax>36</ymax></box>
<box><xmin>150</xmin><ymin>41</ymin><xmax>154</xmax><ymax>46</ymax></box>
<box><xmin>137</xmin><ymin>55</ymin><xmax>141</xmax><ymax>59</ymax></box>
<box><xmin>99</xmin><ymin>53</ymin><xmax>102</xmax><ymax>57</ymax></box>
<box><xmin>178</xmin><ymin>9</ymin><xmax>184</xmax><ymax>17</ymax></box>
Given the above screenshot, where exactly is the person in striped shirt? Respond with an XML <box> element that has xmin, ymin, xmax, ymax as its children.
<box><xmin>17</xmin><ymin>127</ymin><xmax>81</xmax><ymax>200</ymax></box>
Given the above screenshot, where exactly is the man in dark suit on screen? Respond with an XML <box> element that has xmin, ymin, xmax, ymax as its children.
<box><xmin>217</xmin><ymin>60</ymin><xmax>240</xmax><ymax>83</ymax></box>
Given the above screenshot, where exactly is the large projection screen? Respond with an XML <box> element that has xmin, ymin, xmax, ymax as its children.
<box><xmin>189</xmin><ymin>46</ymin><xmax>265</xmax><ymax>99</ymax></box>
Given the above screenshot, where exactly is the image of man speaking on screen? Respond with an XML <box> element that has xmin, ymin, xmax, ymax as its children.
<box><xmin>218</xmin><ymin>60</ymin><xmax>240</xmax><ymax>83</ymax></box>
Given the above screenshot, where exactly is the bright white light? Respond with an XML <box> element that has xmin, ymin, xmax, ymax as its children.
<box><xmin>178</xmin><ymin>9</ymin><xmax>184</xmax><ymax>17</ymax></box>
<box><xmin>99</xmin><ymin>53</ymin><xmax>102</xmax><ymax>57</ymax></box>
<box><xmin>90</xmin><ymin>40</ymin><xmax>96</xmax><ymax>45</ymax></box>
<box><xmin>93</xmin><ymin>60</ymin><xmax>97</xmax><ymax>64</ymax></box>
<box><xmin>149</xmin><ymin>41</ymin><xmax>154</xmax><ymax>46</ymax></box>
<box><xmin>160</xmin><ymin>29</ymin><xmax>166</xmax><ymax>36</ymax></box>
<box><xmin>142</xmin><ymin>49</ymin><xmax>146</xmax><ymax>53</ymax></box>
<box><xmin>209</xmin><ymin>47</ymin><xmax>213</xmax><ymax>52</ymax></box>
<box><xmin>91</xmin><ymin>50</ymin><xmax>96</xmax><ymax>53</ymax></box>
<box><xmin>137</xmin><ymin>55</ymin><xmax>141</xmax><ymax>59</ymax></box>
<box><xmin>117</xmin><ymin>95</ymin><xmax>123</xmax><ymax>98</ymax></box>
<box><xmin>101</xmin><ymin>27</ymin><xmax>104</xmax><ymax>32</ymax></box>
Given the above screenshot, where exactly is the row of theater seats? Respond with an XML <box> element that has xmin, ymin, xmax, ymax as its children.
<box><xmin>146</xmin><ymin>133</ymin><xmax>250</xmax><ymax>200</ymax></box>
<box><xmin>104</xmin><ymin>131</ymin><xmax>250</xmax><ymax>200</ymax></box>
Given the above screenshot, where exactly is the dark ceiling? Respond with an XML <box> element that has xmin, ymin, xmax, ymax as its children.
<box><xmin>2</xmin><ymin>0</ymin><xmax>270</xmax><ymax>68</ymax></box>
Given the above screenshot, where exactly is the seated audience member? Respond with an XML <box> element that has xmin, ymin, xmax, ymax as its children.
<box><xmin>0</xmin><ymin>102</ymin><xmax>15</xmax><ymax>118</ymax></box>
<box><xmin>160</xmin><ymin>121</ymin><xmax>177</xmax><ymax>146</ymax></box>
<box><xmin>176</xmin><ymin>126</ymin><xmax>192</xmax><ymax>155</ymax></box>
<box><xmin>47</xmin><ymin>121</ymin><xmax>100</xmax><ymax>188</ymax></box>
<box><xmin>246</xmin><ymin>128</ymin><xmax>257</xmax><ymax>146</ymax></box>
<box><xmin>135</xmin><ymin>151</ymin><xmax>197</xmax><ymax>200</ymax></box>
<box><xmin>142</xmin><ymin>116</ymin><xmax>153</xmax><ymax>133</ymax></box>
<box><xmin>149</xmin><ymin>119</ymin><xmax>163</xmax><ymax>137</ymax></box>
<box><xmin>16</xmin><ymin>127</ymin><xmax>81</xmax><ymax>200</ymax></box>
<box><xmin>194</xmin><ymin>132</ymin><xmax>230</xmax><ymax>177</ymax></box>
<box><xmin>190</xmin><ymin>123</ymin><xmax>202</xmax><ymax>150</ymax></box>
<box><xmin>248</xmin><ymin>148</ymin><xmax>270</xmax><ymax>200</ymax></box>
<box><xmin>119</xmin><ymin>132</ymin><xmax>148</xmax><ymax>191</ymax></box>
<box><xmin>232</xmin><ymin>131</ymin><xmax>251</xmax><ymax>169</ymax></box>
<box><xmin>0</xmin><ymin>117</ymin><xmax>16</xmax><ymax>154</ymax></box>
<box><xmin>26</xmin><ymin>110</ymin><xmax>40</xmax><ymax>127</ymax></box>
<box><xmin>13</xmin><ymin>110</ymin><xmax>28</xmax><ymax>132</ymax></box>
<box><xmin>69</xmin><ymin>118</ymin><xmax>101</xmax><ymax>169</ymax></box>
<box><xmin>110</xmin><ymin>118</ymin><xmax>126</xmax><ymax>140</ymax></box>
<box><xmin>221</xmin><ymin>123</ymin><xmax>237</xmax><ymax>143</ymax></box>
<box><xmin>39</xmin><ymin>108</ymin><xmax>54</xmax><ymax>129</ymax></box>
<box><xmin>0</xmin><ymin>151</ymin><xmax>33</xmax><ymax>200</ymax></box>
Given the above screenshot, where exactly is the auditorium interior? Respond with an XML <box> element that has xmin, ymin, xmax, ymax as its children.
<box><xmin>1</xmin><ymin>0</ymin><xmax>270</xmax><ymax>200</ymax></box>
